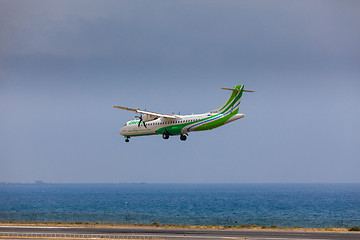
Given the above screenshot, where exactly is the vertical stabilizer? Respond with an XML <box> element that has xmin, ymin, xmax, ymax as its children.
<box><xmin>213</xmin><ymin>85</ymin><xmax>244</xmax><ymax>114</ymax></box>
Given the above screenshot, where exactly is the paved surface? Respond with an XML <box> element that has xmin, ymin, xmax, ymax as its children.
<box><xmin>1</xmin><ymin>225</ymin><xmax>360</xmax><ymax>240</ymax></box>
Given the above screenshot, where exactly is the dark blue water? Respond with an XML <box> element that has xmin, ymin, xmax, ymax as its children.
<box><xmin>1</xmin><ymin>183</ymin><xmax>359</xmax><ymax>220</ymax></box>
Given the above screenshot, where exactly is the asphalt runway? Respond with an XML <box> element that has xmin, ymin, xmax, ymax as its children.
<box><xmin>1</xmin><ymin>225</ymin><xmax>360</xmax><ymax>240</ymax></box>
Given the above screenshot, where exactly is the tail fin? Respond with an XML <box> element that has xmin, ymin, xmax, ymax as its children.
<box><xmin>213</xmin><ymin>85</ymin><xmax>244</xmax><ymax>114</ymax></box>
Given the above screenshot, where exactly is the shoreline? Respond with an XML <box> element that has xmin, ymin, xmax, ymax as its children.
<box><xmin>0</xmin><ymin>221</ymin><xmax>355</xmax><ymax>233</ymax></box>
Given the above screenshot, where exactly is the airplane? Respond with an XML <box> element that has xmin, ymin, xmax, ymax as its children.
<box><xmin>114</xmin><ymin>84</ymin><xmax>254</xmax><ymax>142</ymax></box>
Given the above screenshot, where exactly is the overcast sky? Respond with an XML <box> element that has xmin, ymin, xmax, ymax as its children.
<box><xmin>1</xmin><ymin>0</ymin><xmax>360</xmax><ymax>183</ymax></box>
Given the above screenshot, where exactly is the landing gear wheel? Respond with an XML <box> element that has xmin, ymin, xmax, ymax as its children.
<box><xmin>180</xmin><ymin>134</ymin><xmax>187</xmax><ymax>141</ymax></box>
<box><xmin>125</xmin><ymin>137</ymin><xmax>130</xmax><ymax>142</ymax></box>
<box><xmin>162</xmin><ymin>131</ymin><xmax>170</xmax><ymax>139</ymax></box>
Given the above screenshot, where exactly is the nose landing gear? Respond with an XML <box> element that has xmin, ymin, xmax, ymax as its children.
<box><xmin>125</xmin><ymin>137</ymin><xmax>130</xmax><ymax>142</ymax></box>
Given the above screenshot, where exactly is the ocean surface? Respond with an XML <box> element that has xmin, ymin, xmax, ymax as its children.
<box><xmin>1</xmin><ymin>183</ymin><xmax>360</xmax><ymax>220</ymax></box>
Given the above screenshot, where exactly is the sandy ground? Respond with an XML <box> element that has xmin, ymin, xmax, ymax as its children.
<box><xmin>0</xmin><ymin>237</ymin><xmax>162</xmax><ymax>240</ymax></box>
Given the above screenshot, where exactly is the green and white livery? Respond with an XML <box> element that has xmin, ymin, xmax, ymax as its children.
<box><xmin>114</xmin><ymin>84</ymin><xmax>253</xmax><ymax>142</ymax></box>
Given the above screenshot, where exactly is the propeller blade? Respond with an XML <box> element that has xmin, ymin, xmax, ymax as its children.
<box><xmin>138</xmin><ymin>115</ymin><xmax>143</xmax><ymax>128</ymax></box>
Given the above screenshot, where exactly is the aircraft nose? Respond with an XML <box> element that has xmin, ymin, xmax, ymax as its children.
<box><xmin>120</xmin><ymin>127</ymin><xmax>125</xmax><ymax>135</ymax></box>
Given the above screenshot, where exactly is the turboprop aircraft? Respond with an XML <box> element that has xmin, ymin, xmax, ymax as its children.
<box><xmin>114</xmin><ymin>84</ymin><xmax>253</xmax><ymax>142</ymax></box>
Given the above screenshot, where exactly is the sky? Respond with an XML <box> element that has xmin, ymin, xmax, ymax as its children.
<box><xmin>1</xmin><ymin>0</ymin><xmax>360</xmax><ymax>183</ymax></box>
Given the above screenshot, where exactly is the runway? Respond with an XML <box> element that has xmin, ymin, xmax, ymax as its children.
<box><xmin>1</xmin><ymin>225</ymin><xmax>360</xmax><ymax>240</ymax></box>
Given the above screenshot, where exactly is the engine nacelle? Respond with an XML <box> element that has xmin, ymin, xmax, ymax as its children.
<box><xmin>142</xmin><ymin>114</ymin><xmax>158</xmax><ymax>122</ymax></box>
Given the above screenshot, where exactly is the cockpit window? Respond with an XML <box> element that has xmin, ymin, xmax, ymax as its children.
<box><xmin>123</xmin><ymin>123</ymin><xmax>127</xmax><ymax>126</ymax></box>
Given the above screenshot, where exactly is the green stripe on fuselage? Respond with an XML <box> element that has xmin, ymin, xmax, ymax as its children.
<box><xmin>195</xmin><ymin>109</ymin><xmax>238</xmax><ymax>131</ymax></box>
<box><xmin>155</xmin><ymin>114</ymin><xmax>219</xmax><ymax>135</ymax></box>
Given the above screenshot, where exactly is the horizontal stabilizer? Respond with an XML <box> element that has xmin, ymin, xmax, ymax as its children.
<box><xmin>221</xmin><ymin>87</ymin><xmax>255</xmax><ymax>92</ymax></box>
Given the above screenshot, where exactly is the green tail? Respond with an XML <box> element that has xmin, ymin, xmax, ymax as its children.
<box><xmin>214</xmin><ymin>85</ymin><xmax>244</xmax><ymax>114</ymax></box>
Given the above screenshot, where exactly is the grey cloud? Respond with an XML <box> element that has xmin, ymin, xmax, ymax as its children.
<box><xmin>1</xmin><ymin>0</ymin><xmax>360</xmax><ymax>183</ymax></box>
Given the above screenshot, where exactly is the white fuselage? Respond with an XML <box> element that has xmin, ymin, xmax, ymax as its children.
<box><xmin>120</xmin><ymin>112</ymin><xmax>245</xmax><ymax>137</ymax></box>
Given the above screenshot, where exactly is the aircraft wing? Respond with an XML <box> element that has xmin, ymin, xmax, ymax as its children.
<box><xmin>113</xmin><ymin>105</ymin><xmax>176</xmax><ymax>119</ymax></box>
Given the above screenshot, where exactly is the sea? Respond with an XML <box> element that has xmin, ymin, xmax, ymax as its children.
<box><xmin>1</xmin><ymin>183</ymin><xmax>360</xmax><ymax>222</ymax></box>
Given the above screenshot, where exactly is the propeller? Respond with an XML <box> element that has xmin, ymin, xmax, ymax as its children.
<box><xmin>134</xmin><ymin>114</ymin><xmax>147</xmax><ymax>128</ymax></box>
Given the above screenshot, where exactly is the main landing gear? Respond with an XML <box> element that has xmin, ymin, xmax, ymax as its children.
<box><xmin>180</xmin><ymin>134</ymin><xmax>187</xmax><ymax>141</ymax></box>
<box><xmin>162</xmin><ymin>131</ymin><xmax>188</xmax><ymax>141</ymax></box>
<box><xmin>162</xmin><ymin>131</ymin><xmax>170</xmax><ymax>139</ymax></box>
